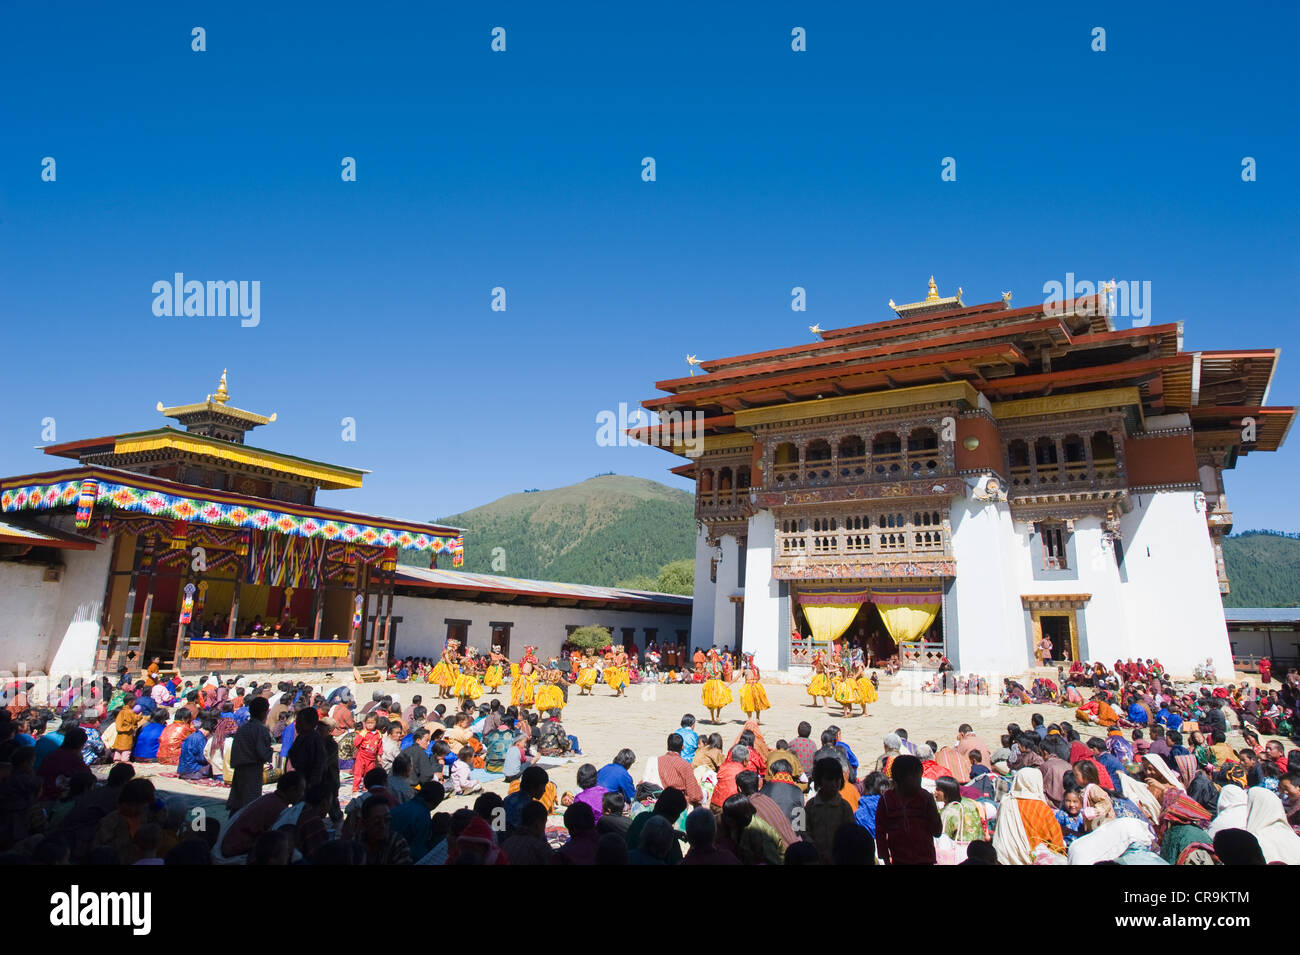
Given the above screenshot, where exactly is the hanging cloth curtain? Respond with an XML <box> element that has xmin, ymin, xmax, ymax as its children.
<box><xmin>798</xmin><ymin>586</ymin><xmax>869</xmax><ymax>644</ymax></box>
<box><xmin>871</xmin><ymin>583</ymin><xmax>942</xmax><ymax>643</ymax></box>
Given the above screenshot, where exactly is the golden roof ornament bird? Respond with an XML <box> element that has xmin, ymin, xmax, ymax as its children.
<box><xmin>809</xmin><ymin>323</ymin><xmax>823</xmax><ymax>335</ymax></box>
<box><xmin>686</xmin><ymin>354</ymin><xmax>703</xmax><ymax>376</ymax></box>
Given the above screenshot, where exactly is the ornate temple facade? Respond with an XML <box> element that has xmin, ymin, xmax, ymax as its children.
<box><xmin>0</xmin><ymin>373</ymin><xmax>463</xmax><ymax>675</ymax></box>
<box><xmin>642</xmin><ymin>281</ymin><xmax>1293</xmax><ymax>678</ymax></box>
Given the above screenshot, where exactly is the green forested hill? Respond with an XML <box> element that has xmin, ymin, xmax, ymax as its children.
<box><xmin>400</xmin><ymin>475</ymin><xmax>696</xmax><ymax>589</ymax></box>
<box><xmin>1222</xmin><ymin>531</ymin><xmax>1300</xmax><ymax>607</ymax></box>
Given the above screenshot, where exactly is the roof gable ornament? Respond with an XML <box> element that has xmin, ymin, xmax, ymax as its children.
<box><xmin>890</xmin><ymin>277</ymin><xmax>964</xmax><ymax>316</ymax></box>
<box><xmin>156</xmin><ymin>370</ymin><xmax>277</xmax><ymax>443</ymax></box>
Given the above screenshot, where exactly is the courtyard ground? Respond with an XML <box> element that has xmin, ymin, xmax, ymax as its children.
<box><xmin>127</xmin><ymin>671</ymin><xmax>1284</xmax><ymax>830</ymax></box>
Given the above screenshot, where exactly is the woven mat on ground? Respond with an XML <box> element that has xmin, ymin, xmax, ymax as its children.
<box><xmin>155</xmin><ymin>771</ymin><xmax>229</xmax><ymax>789</ymax></box>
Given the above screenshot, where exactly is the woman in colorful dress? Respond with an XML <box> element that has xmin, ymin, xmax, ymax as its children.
<box><xmin>575</xmin><ymin>650</ymin><xmax>599</xmax><ymax>695</ymax></box>
<box><xmin>738</xmin><ymin>655</ymin><xmax>770</xmax><ymax>724</ymax></box>
<box><xmin>701</xmin><ymin>650</ymin><xmax>732</xmax><ymax>724</ymax></box>
<box><xmin>534</xmin><ymin>662</ymin><xmax>567</xmax><ymax>712</ymax></box>
<box><xmin>832</xmin><ymin>660</ymin><xmax>862</xmax><ymax>718</ymax></box>
<box><xmin>605</xmin><ymin>646</ymin><xmax>629</xmax><ymax>697</ymax></box>
<box><xmin>484</xmin><ymin>646</ymin><xmax>506</xmax><ymax>694</ymax></box>
<box><xmin>427</xmin><ymin>641</ymin><xmax>459</xmax><ymax>699</ymax></box>
<box><xmin>351</xmin><ymin>712</ymin><xmax>383</xmax><ymax>792</ymax></box>
<box><xmin>806</xmin><ymin>651</ymin><xmax>833</xmax><ymax>708</ymax></box>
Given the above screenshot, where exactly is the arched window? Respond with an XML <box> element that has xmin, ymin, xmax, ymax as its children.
<box><xmin>907</xmin><ymin>427</ymin><xmax>940</xmax><ymax>475</ymax></box>
<box><xmin>773</xmin><ymin>442</ymin><xmax>799</xmax><ymax>485</ymax></box>
<box><xmin>872</xmin><ymin>432</ymin><xmax>902</xmax><ymax>477</ymax></box>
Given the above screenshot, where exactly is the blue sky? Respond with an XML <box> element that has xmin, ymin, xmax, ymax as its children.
<box><xmin>1</xmin><ymin>2</ymin><xmax>1297</xmax><ymax>532</ymax></box>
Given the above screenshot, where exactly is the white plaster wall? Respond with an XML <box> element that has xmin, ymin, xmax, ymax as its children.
<box><xmin>0</xmin><ymin>541</ymin><xmax>112</xmax><ymax>676</ymax></box>
<box><xmin>1012</xmin><ymin>517</ymin><xmax>1130</xmax><ymax>666</ymax></box>
<box><xmin>948</xmin><ymin>498</ymin><xmax>1028</xmax><ymax>675</ymax></box>
<box><xmin>389</xmin><ymin>593</ymin><xmax>690</xmax><ymax>664</ymax></box>
<box><xmin>742</xmin><ymin>511</ymin><xmax>780</xmax><ymax>671</ymax></box>
<box><xmin>1118</xmin><ymin>490</ymin><xmax>1233</xmax><ymax>678</ymax></box>
<box><xmin>690</xmin><ymin>526</ymin><xmax>716</xmax><ymax>653</ymax></box>
<box><xmin>710</xmin><ymin>533</ymin><xmax>739</xmax><ymax>651</ymax></box>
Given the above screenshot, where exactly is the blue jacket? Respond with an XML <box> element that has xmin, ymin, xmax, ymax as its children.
<box><xmin>596</xmin><ymin>763</ymin><xmax>636</xmax><ymax>802</ymax></box>
<box><xmin>178</xmin><ymin>731</ymin><xmax>209</xmax><ymax>774</ymax></box>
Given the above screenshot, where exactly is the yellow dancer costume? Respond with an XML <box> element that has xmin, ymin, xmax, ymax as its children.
<box><xmin>739</xmin><ymin>681</ymin><xmax>770</xmax><ymax>714</ymax></box>
<box><xmin>833</xmin><ymin>674</ymin><xmax>861</xmax><ymax>705</ymax></box>
<box><xmin>701</xmin><ymin>658</ymin><xmax>732</xmax><ymax>710</ymax></box>
<box><xmin>605</xmin><ymin>666</ymin><xmax>627</xmax><ymax>693</ymax></box>
<box><xmin>428</xmin><ymin>660</ymin><xmax>455</xmax><ymax>687</ymax></box>
<box><xmin>455</xmin><ymin>672</ymin><xmax>483</xmax><ymax>701</ymax></box>
<box><xmin>484</xmin><ymin>665</ymin><xmax>504</xmax><ymax>689</ymax></box>
<box><xmin>806</xmin><ymin>671</ymin><xmax>833</xmax><ymax>698</ymax></box>
<box><xmin>576</xmin><ymin>663</ymin><xmax>597</xmax><ymax>689</ymax></box>
<box><xmin>511</xmin><ymin>672</ymin><xmax>535</xmax><ymax>707</ymax></box>
<box><xmin>534</xmin><ymin>683</ymin><xmax>565</xmax><ymax>711</ymax></box>
<box><xmin>857</xmin><ymin>675</ymin><xmax>879</xmax><ymax>704</ymax></box>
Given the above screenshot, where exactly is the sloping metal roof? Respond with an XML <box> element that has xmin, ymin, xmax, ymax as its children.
<box><xmin>1223</xmin><ymin>608</ymin><xmax>1300</xmax><ymax>625</ymax></box>
<box><xmin>394</xmin><ymin>564</ymin><xmax>692</xmax><ymax>610</ymax></box>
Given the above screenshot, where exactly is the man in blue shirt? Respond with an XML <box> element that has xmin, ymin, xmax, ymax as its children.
<box><xmin>178</xmin><ymin>720</ymin><xmax>213</xmax><ymax>778</ymax></box>
<box><xmin>676</xmin><ymin>715</ymin><xmax>699</xmax><ymax>762</ymax></box>
<box><xmin>596</xmin><ymin>748</ymin><xmax>637</xmax><ymax>802</ymax></box>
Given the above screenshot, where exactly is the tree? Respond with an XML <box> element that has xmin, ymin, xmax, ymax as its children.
<box><xmin>656</xmin><ymin>558</ymin><xmax>694</xmax><ymax>595</ymax></box>
<box><xmin>569</xmin><ymin>626</ymin><xmax>613</xmax><ymax>650</ymax></box>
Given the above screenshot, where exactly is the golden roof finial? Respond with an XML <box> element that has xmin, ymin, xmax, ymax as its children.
<box><xmin>211</xmin><ymin>369</ymin><xmax>229</xmax><ymax>405</ymax></box>
<box><xmin>925</xmin><ymin>276</ymin><xmax>940</xmax><ymax>303</ymax></box>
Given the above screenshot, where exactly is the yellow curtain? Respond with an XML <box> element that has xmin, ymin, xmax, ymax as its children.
<box><xmin>801</xmin><ymin>604</ymin><xmax>861</xmax><ymax>644</ymax></box>
<box><xmin>187</xmin><ymin>640</ymin><xmax>350</xmax><ymax>660</ymax></box>
<box><xmin>875</xmin><ymin>603</ymin><xmax>940</xmax><ymax>644</ymax></box>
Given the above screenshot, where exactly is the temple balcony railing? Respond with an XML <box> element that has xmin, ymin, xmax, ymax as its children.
<box><xmin>695</xmin><ymin>487</ymin><xmax>753</xmax><ymax>522</ymax></box>
<box><xmin>776</xmin><ymin>516</ymin><xmax>952</xmax><ymax>561</ymax></box>
<box><xmin>1008</xmin><ymin>457</ymin><xmax>1122</xmax><ymax>496</ymax></box>
<box><xmin>768</xmin><ymin>452</ymin><xmax>951</xmax><ymax>492</ymax></box>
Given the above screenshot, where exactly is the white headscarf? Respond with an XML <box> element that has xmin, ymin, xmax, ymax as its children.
<box><xmin>1119</xmin><ymin>773</ymin><xmax>1162</xmax><ymax>824</ymax></box>
<box><xmin>1207</xmin><ymin>785</ymin><xmax>1248</xmax><ymax>838</ymax></box>
<box><xmin>991</xmin><ymin>768</ymin><xmax>1047</xmax><ymax>865</ymax></box>
<box><xmin>1068</xmin><ymin>817</ymin><xmax>1162</xmax><ymax>866</ymax></box>
<box><xmin>1142</xmin><ymin>753</ymin><xmax>1184</xmax><ymax>790</ymax></box>
<box><xmin>1245</xmin><ymin>788</ymin><xmax>1300</xmax><ymax>865</ymax></box>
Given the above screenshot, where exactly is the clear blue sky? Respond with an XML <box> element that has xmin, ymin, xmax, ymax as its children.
<box><xmin>2</xmin><ymin>3</ymin><xmax>1296</xmax><ymax>532</ymax></box>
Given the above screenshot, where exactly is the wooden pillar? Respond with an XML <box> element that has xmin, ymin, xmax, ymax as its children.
<box><xmin>95</xmin><ymin>531</ymin><xmax>125</xmax><ymax>671</ymax></box>
<box><xmin>310</xmin><ymin>584</ymin><xmax>324</xmax><ymax>640</ymax></box>
<box><xmin>116</xmin><ymin>533</ymin><xmax>147</xmax><ymax>670</ymax></box>
<box><xmin>379</xmin><ymin>566</ymin><xmax>395</xmax><ymax>667</ymax></box>
<box><xmin>134</xmin><ymin>537</ymin><xmax>158</xmax><ymax>665</ymax></box>
<box><xmin>227</xmin><ymin>538</ymin><xmax>247</xmax><ymax>640</ymax></box>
